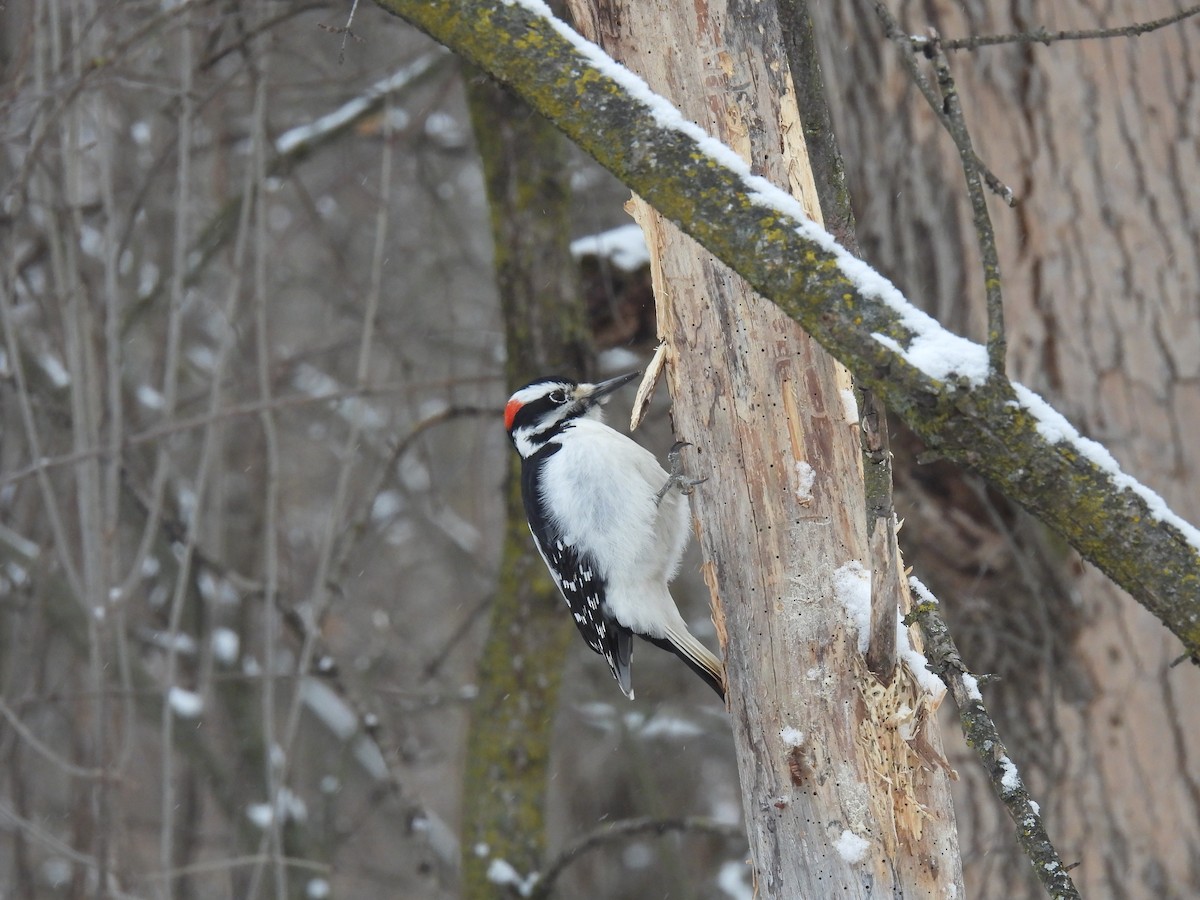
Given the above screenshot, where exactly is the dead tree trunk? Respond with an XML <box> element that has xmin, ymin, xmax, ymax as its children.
<box><xmin>566</xmin><ymin>1</ymin><xmax>963</xmax><ymax>895</ymax></box>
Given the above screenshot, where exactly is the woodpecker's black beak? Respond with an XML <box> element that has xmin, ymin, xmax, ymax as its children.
<box><xmin>575</xmin><ymin>370</ymin><xmax>640</xmax><ymax>409</ymax></box>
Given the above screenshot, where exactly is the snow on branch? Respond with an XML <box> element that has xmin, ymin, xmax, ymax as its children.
<box><xmin>373</xmin><ymin>0</ymin><xmax>1200</xmax><ymax>659</ymax></box>
<box><xmin>274</xmin><ymin>49</ymin><xmax>448</xmax><ymax>155</ymax></box>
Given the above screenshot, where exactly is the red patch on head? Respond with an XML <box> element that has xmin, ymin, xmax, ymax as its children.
<box><xmin>504</xmin><ymin>398</ymin><xmax>523</xmax><ymax>431</ymax></box>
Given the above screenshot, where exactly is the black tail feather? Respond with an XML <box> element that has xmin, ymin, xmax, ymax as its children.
<box><xmin>642</xmin><ymin>635</ymin><xmax>726</xmax><ymax>700</ymax></box>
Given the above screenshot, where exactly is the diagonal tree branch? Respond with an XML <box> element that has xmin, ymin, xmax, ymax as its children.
<box><xmin>372</xmin><ymin>0</ymin><xmax>1200</xmax><ymax>658</ymax></box>
<box><xmin>528</xmin><ymin>816</ymin><xmax>746</xmax><ymax>899</ymax></box>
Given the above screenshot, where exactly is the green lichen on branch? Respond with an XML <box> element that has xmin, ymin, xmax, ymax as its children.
<box><xmin>374</xmin><ymin>0</ymin><xmax>1200</xmax><ymax>658</ymax></box>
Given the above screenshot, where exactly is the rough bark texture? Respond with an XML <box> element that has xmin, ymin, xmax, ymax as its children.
<box><xmin>775</xmin><ymin>0</ymin><xmax>906</xmax><ymax>680</ymax></box>
<box><xmin>808</xmin><ymin>2</ymin><xmax>1200</xmax><ymax>897</ymax></box>
<box><xmin>567</xmin><ymin>1</ymin><xmax>962</xmax><ymax>895</ymax></box>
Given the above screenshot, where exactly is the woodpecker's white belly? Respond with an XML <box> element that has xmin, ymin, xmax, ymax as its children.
<box><xmin>539</xmin><ymin>419</ymin><xmax>691</xmax><ymax>638</ymax></box>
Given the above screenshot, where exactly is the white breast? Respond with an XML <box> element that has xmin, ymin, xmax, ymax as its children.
<box><xmin>540</xmin><ymin>419</ymin><xmax>691</xmax><ymax>598</ymax></box>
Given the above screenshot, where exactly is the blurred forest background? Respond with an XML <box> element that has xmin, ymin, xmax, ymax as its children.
<box><xmin>1</xmin><ymin>1</ymin><xmax>1197</xmax><ymax>898</ymax></box>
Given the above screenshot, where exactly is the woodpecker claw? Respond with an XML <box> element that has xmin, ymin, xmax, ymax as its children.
<box><xmin>667</xmin><ymin>440</ymin><xmax>692</xmax><ymax>463</ymax></box>
<box><xmin>656</xmin><ymin>441</ymin><xmax>705</xmax><ymax>505</ymax></box>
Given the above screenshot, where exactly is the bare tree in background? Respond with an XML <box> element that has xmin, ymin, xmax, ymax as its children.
<box><xmin>1</xmin><ymin>3</ymin><xmax>502</xmax><ymax>896</ymax></box>
<box><xmin>458</xmin><ymin>64</ymin><xmax>589</xmax><ymax>897</ymax></box>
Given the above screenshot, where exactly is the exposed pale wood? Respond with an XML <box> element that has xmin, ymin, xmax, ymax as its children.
<box><xmin>568</xmin><ymin>1</ymin><xmax>962</xmax><ymax>895</ymax></box>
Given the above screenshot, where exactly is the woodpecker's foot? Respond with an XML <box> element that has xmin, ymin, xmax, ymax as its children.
<box><xmin>666</xmin><ymin>439</ymin><xmax>692</xmax><ymax>468</ymax></box>
<box><xmin>656</xmin><ymin>441</ymin><xmax>707</xmax><ymax>505</ymax></box>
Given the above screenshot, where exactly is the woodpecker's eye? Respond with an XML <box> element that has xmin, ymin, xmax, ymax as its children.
<box><xmin>548</xmin><ymin>389</ymin><xmax>568</xmax><ymax>404</ymax></box>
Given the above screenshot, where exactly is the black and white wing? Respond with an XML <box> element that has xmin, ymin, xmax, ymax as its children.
<box><xmin>521</xmin><ymin>456</ymin><xmax>635</xmax><ymax>697</ymax></box>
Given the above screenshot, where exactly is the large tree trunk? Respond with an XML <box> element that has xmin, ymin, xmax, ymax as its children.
<box><xmin>567</xmin><ymin>1</ymin><xmax>963</xmax><ymax>895</ymax></box>
<box><xmin>461</xmin><ymin>70</ymin><xmax>593</xmax><ymax>897</ymax></box>
<box><xmin>811</xmin><ymin>2</ymin><xmax>1200</xmax><ymax>896</ymax></box>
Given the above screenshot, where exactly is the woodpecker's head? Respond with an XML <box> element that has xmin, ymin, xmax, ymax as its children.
<box><xmin>504</xmin><ymin>371</ymin><xmax>640</xmax><ymax>458</ymax></box>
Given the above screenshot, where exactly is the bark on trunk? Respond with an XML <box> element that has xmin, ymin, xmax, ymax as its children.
<box><xmin>567</xmin><ymin>1</ymin><xmax>963</xmax><ymax>895</ymax></box>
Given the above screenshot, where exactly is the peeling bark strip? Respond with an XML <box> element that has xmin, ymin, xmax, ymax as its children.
<box><xmin>372</xmin><ymin>0</ymin><xmax>1200</xmax><ymax>649</ymax></box>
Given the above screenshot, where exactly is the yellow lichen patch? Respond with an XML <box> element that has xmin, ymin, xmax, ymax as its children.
<box><xmin>1186</xmin><ymin>621</ymin><xmax>1200</xmax><ymax>652</ymax></box>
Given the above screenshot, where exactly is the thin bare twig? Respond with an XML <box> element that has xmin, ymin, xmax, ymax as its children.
<box><xmin>95</xmin><ymin>12</ymin><xmax>135</xmax><ymax>877</ymax></box>
<box><xmin>156</xmin><ymin>5</ymin><xmax>194</xmax><ymax>871</ymax></box>
<box><xmin>905</xmin><ymin>578</ymin><xmax>1080</xmax><ymax>900</ymax></box>
<box><xmin>0</xmin><ymin>384</ymin><xmax>491</xmax><ymax>490</ymax></box>
<box><xmin>528</xmin><ymin>816</ymin><xmax>746</xmax><ymax>900</ymax></box>
<box><xmin>244</xmin><ymin>44</ymin><xmax>291</xmax><ymax>900</ymax></box>
<box><xmin>117</xmin><ymin>0</ymin><xmax>204</xmax><ymax>651</ymax></box>
<box><xmin>332</xmin><ymin>0</ymin><xmax>364</xmax><ymax>64</ymax></box>
<box><xmin>52</xmin><ymin>4</ymin><xmax>118</xmax><ymax>886</ymax></box>
<box><xmin>935</xmin><ymin>4</ymin><xmax>1200</xmax><ymax>51</ymax></box>
<box><xmin>160</xmin><ymin>9</ymin><xmax>258</xmax><ymax>889</ymax></box>
<box><xmin>925</xmin><ymin>33</ymin><xmax>1007</xmax><ymax>374</ymax></box>
<box><xmin>135</xmin><ymin>855</ymin><xmax>331</xmax><ymax>881</ymax></box>
<box><xmin>868</xmin><ymin>0</ymin><xmax>1017</xmax><ymax>208</ymax></box>
<box><xmin>0</xmin><ymin>266</ymin><xmax>86</xmax><ymax>601</ymax></box>
<box><xmin>0</xmin><ymin>800</ymin><xmax>141</xmax><ymax>900</ymax></box>
<box><xmin>200</xmin><ymin>3</ymin><xmax>327</xmax><ymax>71</ymax></box>
<box><xmin>0</xmin><ymin>698</ymin><xmax>110</xmax><ymax>780</ymax></box>
<box><xmin>420</xmin><ymin>592</ymin><xmax>495</xmax><ymax>681</ymax></box>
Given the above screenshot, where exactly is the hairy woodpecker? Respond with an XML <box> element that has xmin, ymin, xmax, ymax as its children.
<box><xmin>504</xmin><ymin>371</ymin><xmax>725</xmax><ymax>700</ymax></box>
